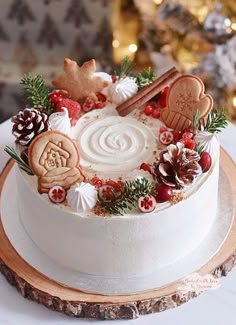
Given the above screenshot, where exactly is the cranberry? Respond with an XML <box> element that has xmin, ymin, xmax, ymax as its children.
<box><xmin>48</xmin><ymin>185</ymin><xmax>66</xmax><ymax>204</ymax></box>
<box><xmin>199</xmin><ymin>152</ymin><xmax>212</xmax><ymax>173</ymax></box>
<box><xmin>159</xmin><ymin>130</ymin><xmax>174</xmax><ymax>145</ymax></box>
<box><xmin>138</xmin><ymin>195</ymin><xmax>156</xmax><ymax>213</ymax></box>
<box><xmin>152</xmin><ymin>108</ymin><xmax>160</xmax><ymax>119</ymax></box>
<box><xmin>155</xmin><ymin>185</ymin><xmax>173</xmax><ymax>203</ymax></box>
<box><xmin>105</xmin><ymin>180</ymin><xmax>122</xmax><ymax>193</ymax></box>
<box><xmin>98</xmin><ymin>185</ymin><xmax>117</xmax><ymax>202</ymax></box>
<box><xmin>159</xmin><ymin>86</ymin><xmax>170</xmax><ymax>108</ymax></box>
<box><xmin>144</xmin><ymin>103</ymin><xmax>154</xmax><ymax>116</ymax></box>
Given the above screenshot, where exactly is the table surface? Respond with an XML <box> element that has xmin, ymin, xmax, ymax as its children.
<box><xmin>0</xmin><ymin>119</ymin><xmax>236</xmax><ymax>325</ymax></box>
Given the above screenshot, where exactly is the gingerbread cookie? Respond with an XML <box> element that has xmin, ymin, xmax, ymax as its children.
<box><xmin>52</xmin><ymin>58</ymin><xmax>108</xmax><ymax>101</ymax></box>
<box><xmin>28</xmin><ymin>131</ymin><xmax>85</xmax><ymax>193</ymax></box>
<box><xmin>161</xmin><ymin>75</ymin><xmax>213</xmax><ymax>131</ymax></box>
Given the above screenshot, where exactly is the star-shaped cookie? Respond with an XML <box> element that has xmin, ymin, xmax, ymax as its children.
<box><xmin>52</xmin><ymin>58</ymin><xmax>108</xmax><ymax>101</ymax></box>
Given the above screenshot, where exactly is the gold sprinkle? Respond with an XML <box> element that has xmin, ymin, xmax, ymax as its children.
<box><xmin>169</xmin><ymin>192</ymin><xmax>185</xmax><ymax>205</ymax></box>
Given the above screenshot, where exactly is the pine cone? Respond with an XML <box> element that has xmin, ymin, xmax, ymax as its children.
<box><xmin>154</xmin><ymin>142</ymin><xmax>202</xmax><ymax>189</ymax></box>
<box><xmin>12</xmin><ymin>108</ymin><xmax>50</xmax><ymax>146</ymax></box>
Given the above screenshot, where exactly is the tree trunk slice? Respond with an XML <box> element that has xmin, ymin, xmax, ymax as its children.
<box><xmin>0</xmin><ymin>149</ymin><xmax>235</xmax><ymax>320</ymax></box>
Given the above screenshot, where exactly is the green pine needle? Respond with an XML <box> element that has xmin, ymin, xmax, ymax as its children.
<box><xmin>194</xmin><ymin>142</ymin><xmax>205</xmax><ymax>156</ymax></box>
<box><xmin>21</xmin><ymin>74</ymin><xmax>55</xmax><ymax>115</ymax></box>
<box><xmin>4</xmin><ymin>146</ymin><xmax>34</xmax><ymax>176</ymax></box>
<box><xmin>200</xmin><ymin>108</ymin><xmax>228</xmax><ymax>134</ymax></box>
<box><xmin>192</xmin><ymin>109</ymin><xmax>200</xmax><ymax>133</ymax></box>
<box><xmin>99</xmin><ymin>178</ymin><xmax>155</xmax><ymax>216</ymax></box>
<box><xmin>115</xmin><ymin>56</ymin><xmax>135</xmax><ymax>79</ymax></box>
<box><xmin>135</xmin><ymin>67</ymin><xmax>156</xmax><ymax>88</ymax></box>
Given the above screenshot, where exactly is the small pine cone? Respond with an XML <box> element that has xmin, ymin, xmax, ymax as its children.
<box><xmin>11</xmin><ymin>108</ymin><xmax>50</xmax><ymax>146</ymax></box>
<box><xmin>154</xmin><ymin>142</ymin><xmax>202</xmax><ymax>189</ymax></box>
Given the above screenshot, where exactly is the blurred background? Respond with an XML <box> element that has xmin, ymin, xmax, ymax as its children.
<box><xmin>0</xmin><ymin>0</ymin><xmax>235</xmax><ymax>123</ymax></box>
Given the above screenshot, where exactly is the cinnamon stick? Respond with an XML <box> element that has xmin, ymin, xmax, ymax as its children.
<box><xmin>116</xmin><ymin>67</ymin><xmax>180</xmax><ymax>117</ymax></box>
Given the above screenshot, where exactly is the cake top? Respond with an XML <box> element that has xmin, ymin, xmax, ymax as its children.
<box><xmin>5</xmin><ymin>57</ymin><xmax>228</xmax><ymax>217</ymax></box>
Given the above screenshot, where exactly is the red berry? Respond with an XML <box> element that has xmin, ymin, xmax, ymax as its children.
<box><xmin>98</xmin><ymin>185</ymin><xmax>117</xmax><ymax>202</ymax></box>
<box><xmin>96</xmin><ymin>92</ymin><xmax>107</xmax><ymax>102</ymax></box>
<box><xmin>151</xmin><ymin>108</ymin><xmax>160</xmax><ymax>119</ymax></box>
<box><xmin>159</xmin><ymin>86</ymin><xmax>170</xmax><ymax>108</ymax></box>
<box><xmin>91</xmin><ymin>177</ymin><xmax>103</xmax><ymax>188</ymax></box>
<box><xmin>95</xmin><ymin>102</ymin><xmax>106</xmax><ymax>109</ymax></box>
<box><xmin>56</xmin><ymin>98</ymin><xmax>81</xmax><ymax>126</ymax></box>
<box><xmin>48</xmin><ymin>185</ymin><xmax>66</xmax><ymax>204</ymax></box>
<box><xmin>179</xmin><ymin>138</ymin><xmax>195</xmax><ymax>150</ymax></box>
<box><xmin>48</xmin><ymin>89</ymin><xmax>68</xmax><ymax>104</ymax></box>
<box><xmin>144</xmin><ymin>103</ymin><xmax>154</xmax><ymax>116</ymax></box>
<box><xmin>199</xmin><ymin>152</ymin><xmax>212</xmax><ymax>173</ymax></box>
<box><xmin>155</xmin><ymin>185</ymin><xmax>173</xmax><ymax>203</ymax></box>
<box><xmin>159</xmin><ymin>126</ymin><xmax>167</xmax><ymax>133</ymax></box>
<box><xmin>105</xmin><ymin>180</ymin><xmax>122</xmax><ymax>193</ymax></box>
<box><xmin>182</xmin><ymin>132</ymin><xmax>193</xmax><ymax>139</ymax></box>
<box><xmin>111</xmin><ymin>75</ymin><xmax>116</xmax><ymax>83</ymax></box>
<box><xmin>20</xmin><ymin>148</ymin><xmax>29</xmax><ymax>164</ymax></box>
<box><xmin>159</xmin><ymin>130</ymin><xmax>174</xmax><ymax>145</ymax></box>
<box><xmin>82</xmin><ymin>98</ymin><xmax>96</xmax><ymax>112</ymax></box>
<box><xmin>138</xmin><ymin>195</ymin><xmax>157</xmax><ymax>213</ymax></box>
<box><xmin>140</xmin><ymin>162</ymin><xmax>152</xmax><ymax>174</ymax></box>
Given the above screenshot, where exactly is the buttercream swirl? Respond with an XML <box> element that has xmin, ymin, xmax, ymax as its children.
<box><xmin>76</xmin><ymin>116</ymin><xmax>156</xmax><ymax>178</ymax></box>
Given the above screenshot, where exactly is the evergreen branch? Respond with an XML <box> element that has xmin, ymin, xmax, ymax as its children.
<box><xmin>21</xmin><ymin>74</ymin><xmax>55</xmax><ymax>115</ymax></box>
<box><xmin>192</xmin><ymin>109</ymin><xmax>199</xmax><ymax>133</ymax></box>
<box><xmin>4</xmin><ymin>146</ymin><xmax>34</xmax><ymax>175</ymax></box>
<box><xmin>99</xmin><ymin>178</ymin><xmax>155</xmax><ymax>215</ymax></box>
<box><xmin>200</xmin><ymin>108</ymin><xmax>228</xmax><ymax>134</ymax></box>
<box><xmin>194</xmin><ymin>142</ymin><xmax>205</xmax><ymax>156</ymax></box>
<box><xmin>135</xmin><ymin>67</ymin><xmax>156</xmax><ymax>88</ymax></box>
<box><xmin>114</xmin><ymin>56</ymin><xmax>135</xmax><ymax>79</ymax></box>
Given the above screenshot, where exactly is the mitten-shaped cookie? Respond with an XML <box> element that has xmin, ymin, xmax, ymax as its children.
<box><xmin>161</xmin><ymin>75</ymin><xmax>213</xmax><ymax>131</ymax></box>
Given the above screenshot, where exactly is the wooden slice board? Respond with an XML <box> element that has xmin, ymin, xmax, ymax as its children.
<box><xmin>0</xmin><ymin>150</ymin><xmax>235</xmax><ymax>320</ymax></box>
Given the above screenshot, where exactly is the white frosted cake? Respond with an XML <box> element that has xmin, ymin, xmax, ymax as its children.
<box><xmin>7</xmin><ymin>58</ymin><xmax>227</xmax><ymax>278</ymax></box>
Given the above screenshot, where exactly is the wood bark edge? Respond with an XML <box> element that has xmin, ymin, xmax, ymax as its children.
<box><xmin>0</xmin><ymin>253</ymin><xmax>236</xmax><ymax>320</ymax></box>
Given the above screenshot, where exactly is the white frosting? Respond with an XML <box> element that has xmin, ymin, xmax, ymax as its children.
<box><xmin>16</xmin><ymin>155</ymin><xmax>219</xmax><ymax>276</ymax></box>
<box><xmin>124</xmin><ymin>169</ymin><xmax>154</xmax><ymax>182</ymax></box>
<box><xmin>194</xmin><ymin>131</ymin><xmax>220</xmax><ymax>158</ymax></box>
<box><xmin>75</xmin><ymin>112</ymin><xmax>156</xmax><ymax>178</ymax></box>
<box><xmin>67</xmin><ymin>182</ymin><xmax>97</xmax><ymax>212</ymax></box>
<box><xmin>49</xmin><ymin>108</ymin><xmax>71</xmax><ymax>135</ymax></box>
<box><xmin>109</xmin><ymin>77</ymin><xmax>138</xmax><ymax>105</ymax></box>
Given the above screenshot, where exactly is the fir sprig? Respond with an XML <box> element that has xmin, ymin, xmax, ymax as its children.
<box><xmin>21</xmin><ymin>74</ymin><xmax>55</xmax><ymax>115</ymax></box>
<box><xmin>135</xmin><ymin>67</ymin><xmax>156</xmax><ymax>88</ymax></box>
<box><xmin>4</xmin><ymin>146</ymin><xmax>34</xmax><ymax>175</ymax></box>
<box><xmin>115</xmin><ymin>56</ymin><xmax>135</xmax><ymax>79</ymax></box>
<box><xmin>192</xmin><ymin>109</ymin><xmax>200</xmax><ymax>133</ymax></box>
<box><xmin>99</xmin><ymin>178</ymin><xmax>155</xmax><ymax>215</ymax></box>
<box><xmin>200</xmin><ymin>108</ymin><xmax>228</xmax><ymax>133</ymax></box>
<box><xmin>194</xmin><ymin>142</ymin><xmax>205</xmax><ymax>156</ymax></box>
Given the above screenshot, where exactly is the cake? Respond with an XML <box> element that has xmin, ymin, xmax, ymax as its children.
<box><xmin>6</xmin><ymin>57</ymin><xmax>227</xmax><ymax>278</ymax></box>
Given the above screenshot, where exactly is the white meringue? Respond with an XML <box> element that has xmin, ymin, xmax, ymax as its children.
<box><xmin>124</xmin><ymin>169</ymin><xmax>154</xmax><ymax>183</ymax></box>
<box><xmin>109</xmin><ymin>77</ymin><xmax>138</xmax><ymax>105</ymax></box>
<box><xmin>94</xmin><ymin>72</ymin><xmax>112</xmax><ymax>97</ymax></box>
<box><xmin>49</xmin><ymin>108</ymin><xmax>71</xmax><ymax>135</ymax></box>
<box><xmin>194</xmin><ymin>131</ymin><xmax>220</xmax><ymax>157</ymax></box>
<box><xmin>67</xmin><ymin>182</ymin><xmax>98</xmax><ymax>213</ymax></box>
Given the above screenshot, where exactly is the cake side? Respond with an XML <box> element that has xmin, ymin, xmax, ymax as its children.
<box><xmin>16</xmin><ymin>152</ymin><xmax>219</xmax><ymax>276</ymax></box>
